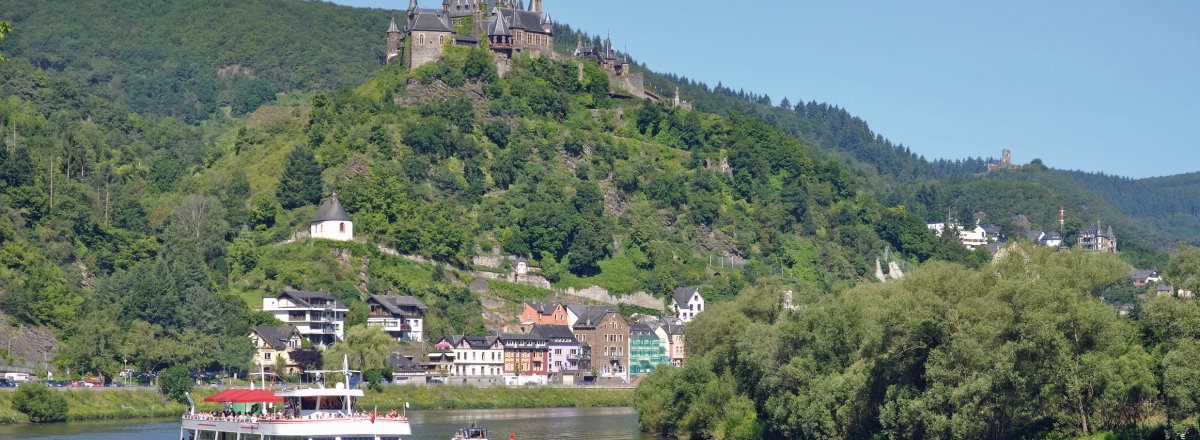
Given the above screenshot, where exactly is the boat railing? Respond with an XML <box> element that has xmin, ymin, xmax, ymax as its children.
<box><xmin>183</xmin><ymin>411</ymin><xmax>408</xmax><ymax>424</ymax></box>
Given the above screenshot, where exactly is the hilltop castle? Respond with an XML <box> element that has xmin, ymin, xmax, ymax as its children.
<box><xmin>386</xmin><ymin>0</ymin><xmax>553</xmax><ymax>72</ymax></box>
<box><xmin>383</xmin><ymin>1</ymin><xmax>690</xmax><ymax>108</ymax></box>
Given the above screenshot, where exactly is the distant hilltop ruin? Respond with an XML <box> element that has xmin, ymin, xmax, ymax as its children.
<box><xmin>384</xmin><ymin>0</ymin><xmax>689</xmax><ymax>108</ymax></box>
<box><xmin>986</xmin><ymin>148</ymin><xmax>1014</xmax><ymax>173</ymax></box>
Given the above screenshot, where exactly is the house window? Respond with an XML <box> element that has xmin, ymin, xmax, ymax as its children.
<box><xmin>264</xmin><ymin>352</ymin><xmax>272</xmax><ymax>360</ymax></box>
<box><xmin>339</xmin><ymin>223</ymin><xmax>346</xmax><ymax>233</ymax></box>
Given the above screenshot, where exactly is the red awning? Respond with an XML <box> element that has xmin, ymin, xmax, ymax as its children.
<box><xmin>203</xmin><ymin>389</ymin><xmax>282</xmax><ymax>403</ymax></box>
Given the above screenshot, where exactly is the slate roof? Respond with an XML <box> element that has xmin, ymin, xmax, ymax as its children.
<box><xmin>1042</xmin><ymin>231</ymin><xmax>1062</xmax><ymax>241</ymax></box>
<box><xmin>530</xmin><ymin>324</ymin><xmax>577</xmax><ymax>343</ymax></box>
<box><xmin>278</xmin><ymin>290</ymin><xmax>342</xmax><ymax>309</ymax></box>
<box><xmin>982</xmin><ymin>225</ymin><xmax>1002</xmax><ymax>236</ymax></box>
<box><xmin>673</xmin><ymin>287</ymin><xmax>699</xmax><ymax>306</ymax></box>
<box><xmin>311</xmin><ymin>194</ymin><xmax>351</xmax><ymax>223</ymax></box>
<box><xmin>448</xmin><ymin>335</ymin><xmax>502</xmax><ymax>350</ymax></box>
<box><xmin>567</xmin><ymin>304</ymin><xmax>617</xmax><ymax>328</ymax></box>
<box><xmin>487</xmin><ymin>12</ymin><xmax>511</xmax><ymax>36</ymax></box>
<box><xmin>409</xmin><ymin>10</ymin><xmax>453</xmax><ymax>33</ymax></box>
<box><xmin>369</xmin><ymin>295</ymin><xmax>429</xmax><ymax>314</ymax></box>
<box><xmin>390</xmin><ymin>353</ymin><xmax>425</xmax><ymax>374</ymax></box>
<box><xmin>253</xmin><ymin>326</ymin><xmax>299</xmax><ymax>350</ymax></box>
<box><xmin>659</xmin><ymin>317</ymin><xmax>685</xmax><ymax>335</ymax></box>
<box><xmin>1024</xmin><ymin>231</ymin><xmax>1044</xmax><ymax>242</ymax></box>
<box><xmin>387</xmin><ymin>17</ymin><xmax>401</xmax><ymax>33</ymax></box>
<box><xmin>629</xmin><ymin>323</ymin><xmax>655</xmax><ymax>336</ymax></box>
<box><xmin>525</xmin><ymin>302</ymin><xmax>557</xmax><ymax>315</ymax></box>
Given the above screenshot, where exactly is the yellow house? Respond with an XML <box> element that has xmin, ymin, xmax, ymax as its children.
<box><xmin>249</xmin><ymin>326</ymin><xmax>303</xmax><ymax>374</ymax></box>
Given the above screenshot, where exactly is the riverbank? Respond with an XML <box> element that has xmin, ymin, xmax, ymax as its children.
<box><xmin>0</xmin><ymin>388</ymin><xmax>185</xmax><ymax>424</ymax></box>
<box><xmin>0</xmin><ymin>385</ymin><xmax>634</xmax><ymax>424</ymax></box>
<box><xmin>357</xmin><ymin>385</ymin><xmax>635</xmax><ymax>410</ymax></box>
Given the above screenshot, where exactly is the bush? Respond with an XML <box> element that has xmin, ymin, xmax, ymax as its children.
<box><xmin>159</xmin><ymin>365</ymin><xmax>193</xmax><ymax>403</ymax></box>
<box><xmin>13</xmin><ymin>382</ymin><xmax>69</xmax><ymax>423</ymax></box>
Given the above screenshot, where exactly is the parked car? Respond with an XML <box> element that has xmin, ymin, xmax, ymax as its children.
<box><xmin>0</xmin><ymin>379</ymin><xmax>16</xmax><ymax>387</ymax></box>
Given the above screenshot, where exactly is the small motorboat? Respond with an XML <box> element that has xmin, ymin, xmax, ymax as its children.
<box><xmin>451</xmin><ymin>420</ymin><xmax>489</xmax><ymax>440</ymax></box>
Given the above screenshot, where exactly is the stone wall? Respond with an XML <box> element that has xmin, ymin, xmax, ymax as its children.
<box><xmin>554</xmin><ymin>286</ymin><xmax>663</xmax><ymax>311</ymax></box>
<box><xmin>407</xmin><ymin>31</ymin><xmax>449</xmax><ymax>70</ymax></box>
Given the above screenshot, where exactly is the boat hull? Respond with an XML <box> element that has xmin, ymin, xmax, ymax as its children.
<box><xmin>181</xmin><ymin>416</ymin><xmax>413</xmax><ymax>439</ymax></box>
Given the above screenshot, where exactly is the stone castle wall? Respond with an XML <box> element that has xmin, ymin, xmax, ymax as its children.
<box><xmin>407</xmin><ymin>31</ymin><xmax>449</xmax><ymax>70</ymax></box>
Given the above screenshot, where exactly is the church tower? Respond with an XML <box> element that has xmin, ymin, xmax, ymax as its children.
<box><xmin>385</xmin><ymin>17</ymin><xmax>402</xmax><ymax>65</ymax></box>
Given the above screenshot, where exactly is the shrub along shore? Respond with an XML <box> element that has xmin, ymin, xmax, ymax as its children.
<box><xmin>0</xmin><ymin>385</ymin><xmax>633</xmax><ymax>424</ymax></box>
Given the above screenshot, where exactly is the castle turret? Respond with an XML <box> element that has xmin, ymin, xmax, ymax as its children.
<box><xmin>386</xmin><ymin>17</ymin><xmax>402</xmax><ymax>65</ymax></box>
<box><xmin>674</xmin><ymin>87</ymin><xmax>681</xmax><ymax>108</ymax></box>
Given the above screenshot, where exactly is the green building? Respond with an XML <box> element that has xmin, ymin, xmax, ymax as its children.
<box><xmin>629</xmin><ymin>322</ymin><xmax>670</xmax><ymax>378</ymax></box>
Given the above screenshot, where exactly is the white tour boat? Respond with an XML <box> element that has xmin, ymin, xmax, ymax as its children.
<box><xmin>180</xmin><ymin>358</ymin><xmax>412</xmax><ymax>440</ymax></box>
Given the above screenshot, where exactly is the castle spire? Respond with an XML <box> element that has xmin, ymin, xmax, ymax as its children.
<box><xmin>387</xmin><ymin>16</ymin><xmax>400</xmax><ymax>34</ymax></box>
<box><xmin>409</xmin><ymin>0</ymin><xmax>418</xmax><ymax>13</ymax></box>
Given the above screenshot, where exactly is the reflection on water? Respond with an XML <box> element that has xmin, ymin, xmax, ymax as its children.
<box><xmin>0</xmin><ymin>407</ymin><xmax>655</xmax><ymax>440</ymax></box>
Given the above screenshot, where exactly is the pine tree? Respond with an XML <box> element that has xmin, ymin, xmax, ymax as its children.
<box><xmin>277</xmin><ymin>144</ymin><xmax>323</xmax><ymax>209</ymax></box>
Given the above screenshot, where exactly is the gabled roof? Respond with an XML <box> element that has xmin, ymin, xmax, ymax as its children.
<box><xmin>369</xmin><ymin>295</ymin><xmax>429</xmax><ymax>314</ymax></box>
<box><xmin>1042</xmin><ymin>231</ymin><xmax>1062</xmax><ymax>240</ymax></box>
<box><xmin>252</xmin><ymin>326</ymin><xmax>300</xmax><ymax>351</ymax></box>
<box><xmin>409</xmin><ymin>10</ymin><xmax>453</xmax><ymax>33</ymax></box>
<box><xmin>525</xmin><ymin>302</ymin><xmax>558</xmax><ymax>315</ymax></box>
<box><xmin>567</xmin><ymin>304</ymin><xmax>618</xmax><ymax>329</ymax></box>
<box><xmin>1024</xmin><ymin>231</ymin><xmax>1044</xmax><ymax>242</ymax></box>
<box><xmin>659</xmin><ymin>317</ymin><xmax>685</xmax><ymax>335</ymax></box>
<box><xmin>390</xmin><ymin>353</ymin><xmax>425</xmax><ymax>374</ymax></box>
<box><xmin>500</xmin><ymin>332</ymin><xmax>546</xmax><ymax>342</ymax></box>
<box><xmin>530</xmin><ymin>324</ymin><xmax>576</xmax><ymax>342</ymax></box>
<box><xmin>630</xmin><ymin>323</ymin><xmax>655</xmax><ymax>336</ymax></box>
<box><xmin>311</xmin><ymin>193</ymin><xmax>351</xmax><ymax>224</ymax></box>
<box><xmin>981</xmin><ymin>225</ymin><xmax>1002</xmax><ymax>235</ymax></box>
<box><xmin>673</xmin><ymin>287</ymin><xmax>699</xmax><ymax>306</ymax></box>
<box><xmin>451</xmin><ymin>334</ymin><xmax>503</xmax><ymax>349</ymax></box>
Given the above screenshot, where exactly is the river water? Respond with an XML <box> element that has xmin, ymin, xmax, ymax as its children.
<box><xmin>0</xmin><ymin>407</ymin><xmax>655</xmax><ymax>440</ymax></box>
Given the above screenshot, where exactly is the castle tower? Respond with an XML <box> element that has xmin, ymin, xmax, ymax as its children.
<box><xmin>1002</xmin><ymin>149</ymin><xmax>1012</xmax><ymax>167</ymax></box>
<box><xmin>385</xmin><ymin>17</ymin><xmax>402</xmax><ymax>65</ymax></box>
<box><xmin>574</xmin><ymin>32</ymin><xmax>583</xmax><ymax>56</ymax></box>
<box><xmin>674</xmin><ymin>87</ymin><xmax>681</xmax><ymax>108</ymax></box>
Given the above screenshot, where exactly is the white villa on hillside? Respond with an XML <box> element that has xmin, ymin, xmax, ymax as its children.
<box><xmin>262</xmin><ymin>290</ymin><xmax>348</xmax><ymax>347</ymax></box>
<box><xmin>310</xmin><ymin>193</ymin><xmax>353</xmax><ymax>241</ymax></box>
<box><xmin>671</xmin><ymin>287</ymin><xmax>705</xmax><ymax>323</ymax></box>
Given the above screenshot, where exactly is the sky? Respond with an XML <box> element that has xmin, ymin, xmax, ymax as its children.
<box><xmin>332</xmin><ymin>1</ymin><xmax>1200</xmax><ymax>179</ymax></box>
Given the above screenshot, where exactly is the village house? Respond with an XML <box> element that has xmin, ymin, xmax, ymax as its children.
<box><xmin>520</xmin><ymin>302</ymin><xmax>568</xmax><ymax>329</ymax></box>
<box><xmin>531</xmin><ymin>324</ymin><xmax>582</xmax><ymax>374</ymax></box>
<box><xmin>500</xmin><ymin>332</ymin><xmax>549</xmax><ymax>384</ymax></box>
<box><xmin>262</xmin><ymin>290</ymin><xmax>347</xmax><ymax>347</ymax></box>
<box><xmin>629</xmin><ymin>322</ymin><xmax>670</xmax><ymax>379</ymax></box>
<box><xmin>1131</xmin><ymin>270</ymin><xmax>1162</xmax><ymax>288</ymax></box>
<box><xmin>657</xmin><ymin>317</ymin><xmax>686</xmax><ymax>367</ymax></box>
<box><xmin>390</xmin><ymin>353</ymin><xmax>428</xmax><ymax>385</ymax></box>
<box><xmin>436</xmin><ymin>335</ymin><xmax>505</xmax><ymax>378</ymax></box>
<box><xmin>366</xmin><ymin>295</ymin><xmax>429</xmax><ymax>342</ymax></box>
<box><xmin>568</xmin><ymin>304</ymin><xmax>629</xmax><ymax>381</ymax></box>
<box><xmin>671</xmin><ymin>287</ymin><xmax>705</xmax><ymax>323</ymax></box>
<box><xmin>310</xmin><ymin>193</ymin><xmax>353</xmax><ymax>241</ymax></box>
<box><xmin>249</xmin><ymin>326</ymin><xmax>304</xmax><ymax>374</ymax></box>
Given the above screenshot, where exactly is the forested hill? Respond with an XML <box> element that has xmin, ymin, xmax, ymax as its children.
<box><xmin>3</xmin><ymin>0</ymin><xmax>1195</xmax><ymax>252</ymax></box>
<box><xmin>0</xmin><ymin>0</ymin><xmax>391</xmax><ymax>122</ymax></box>
<box><xmin>1059</xmin><ymin>170</ymin><xmax>1200</xmax><ymax>240</ymax></box>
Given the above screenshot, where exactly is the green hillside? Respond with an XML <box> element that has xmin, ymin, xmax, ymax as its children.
<box><xmin>0</xmin><ymin>0</ymin><xmax>395</xmax><ymax>122</ymax></box>
<box><xmin>0</xmin><ymin>40</ymin><xmax>990</xmax><ymax>380</ymax></box>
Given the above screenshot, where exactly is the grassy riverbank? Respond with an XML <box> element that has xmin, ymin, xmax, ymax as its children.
<box><xmin>357</xmin><ymin>386</ymin><xmax>635</xmax><ymax>411</ymax></box>
<box><xmin>0</xmin><ymin>386</ymin><xmax>632</xmax><ymax>424</ymax></box>
<box><xmin>0</xmin><ymin>388</ymin><xmax>186</xmax><ymax>424</ymax></box>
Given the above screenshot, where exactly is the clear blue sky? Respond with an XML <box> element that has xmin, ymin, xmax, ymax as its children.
<box><xmin>332</xmin><ymin>1</ymin><xmax>1199</xmax><ymax>178</ymax></box>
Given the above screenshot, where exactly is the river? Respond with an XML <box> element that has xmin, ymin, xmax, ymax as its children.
<box><xmin>0</xmin><ymin>407</ymin><xmax>655</xmax><ymax>440</ymax></box>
